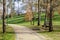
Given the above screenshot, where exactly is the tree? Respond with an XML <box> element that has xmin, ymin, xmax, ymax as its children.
<box><xmin>49</xmin><ymin>0</ymin><xmax>53</xmax><ymax>32</ymax></box>
<box><xmin>42</xmin><ymin>0</ymin><xmax>49</xmax><ymax>28</ymax></box>
<box><xmin>29</xmin><ymin>0</ymin><xmax>35</xmax><ymax>25</ymax></box>
<box><xmin>38</xmin><ymin>0</ymin><xmax>40</xmax><ymax>26</ymax></box>
<box><xmin>26</xmin><ymin>0</ymin><xmax>34</xmax><ymax>25</ymax></box>
<box><xmin>8</xmin><ymin>0</ymin><xmax>15</xmax><ymax>18</ymax></box>
<box><xmin>25</xmin><ymin>6</ymin><xmax>33</xmax><ymax>22</ymax></box>
<box><xmin>3</xmin><ymin>0</ymin><xmax>6</xmax><ymax>33</ymax></box>
<box><xmin>42</xmin><ymin>0</ymin><xmax>54</xmax><ymax>31</ymax></box>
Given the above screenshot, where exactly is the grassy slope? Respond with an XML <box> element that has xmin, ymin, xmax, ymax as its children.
<box><xmin>6</xmin><ymin>12</ymin><xmax>60</xmax><ymax>40</ymax></box>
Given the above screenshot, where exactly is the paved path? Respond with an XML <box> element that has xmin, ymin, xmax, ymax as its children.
<box><xmin>8</xmin><ymin>24</ymin><xmax>50</xmax><ymax>40</ymax></box>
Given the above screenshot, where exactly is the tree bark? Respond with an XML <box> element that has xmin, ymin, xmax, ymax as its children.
<box><xmin>3</xmin><ymin>0</ymin><xmax>6</xmax><ymax>33</ymax></box>
<box><xmin>49</xmin><ymin>0</ymin><xmax>53</xmax><ymax>32</ymax></box>
<box><xmin>38</xmin><ymin>0</ymin><xmax>40</xmax><ymax>26</ymax></box>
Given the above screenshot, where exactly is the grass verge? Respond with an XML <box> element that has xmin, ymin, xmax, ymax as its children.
<box><xmin>0</xmin><ymin>24</ymin><xmax>15</xmax><ymax>40</ymax></box>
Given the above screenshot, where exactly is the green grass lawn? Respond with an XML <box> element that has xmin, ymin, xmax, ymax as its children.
<box><xmin>6</xmin><ymin>12</ymin><xmax>60</xmax><ymax>40</ymax></box>
<box><xmin>39</xmin><ymin>24</ymin><xmax>60</xmax><ymax>40</ymax></box>
<box><xmin>0</xmin><ymin>24</ymin><xmax>15</xmax><ymax>40</ymax></box>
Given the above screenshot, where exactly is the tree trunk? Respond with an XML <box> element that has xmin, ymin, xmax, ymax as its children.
<box><xmin>3</xmin><ymin>0</ymin><xmax>6</xmax><ymax>33</ymax></box>
<box><xmin>38</xmin><ymin>0</ymin><xmax>40</xmax><ymax>26</ymax></box>
<box><xmin>43</xmin><ymin>0</ymin><xmax>49</xmax><ymax>28</ymax></box>
<box><xmin>49</xmin><ymin>0</ymin><xmax>53</xmax><ymax>32</ymax></box>
<box><xmin>9</xmin><ymin>0</ymin><xmax>13</xmax><ymax>18</ymax></box>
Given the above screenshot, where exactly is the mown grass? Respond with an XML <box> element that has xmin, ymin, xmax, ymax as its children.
<box><xmin>3</xmin><ymin>25</ymin><xmax>15</xmax><ymax>40</ymax></box>
<box><xmin>0</xmin><ymin>24</ymin><xmax>15</xmax><ymax>40</ymax></box>
<box><xmin>6</xmin><ymin>11</ymin><xmax>60</xmax><ymax>40</ymax></box>
<box><xmin>39</xmin><ymin>25</ymin><xmax>60</xmax><ymax>40</ymax></box>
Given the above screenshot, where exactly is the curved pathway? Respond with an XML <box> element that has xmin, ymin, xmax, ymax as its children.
<box><xmin>8</xmin><ymin>24</ymin><xmax>50</xmax><ymax>40</ymax></box>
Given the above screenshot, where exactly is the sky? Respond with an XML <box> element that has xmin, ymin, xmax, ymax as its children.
<box><xmin>4</xmin><ymin>1</ymin><xmax>27</xmax><ymax>15</ymax></box>
<box><xmin>0</xmin><ymin>0</ymin><xmax>35</xmax><ymax>15</ymax></box>
<box><xmin>14</xmin><ymin>1</ymin><xmax>27</xmax><ymax>14</ymax></box>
